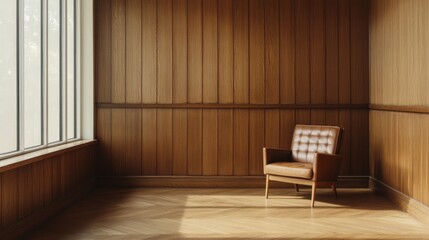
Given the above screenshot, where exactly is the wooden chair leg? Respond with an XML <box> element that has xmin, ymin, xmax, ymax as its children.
<box><xmin>311</xmin><ymin>182</ymin><xmax>317</xmax><ymax>207</ymax></box>
<box><xmin>265</xmin><ymin>174</ymin><xmax>270</xmax><ymax>199</ymax></box>
<box><xmin>294</xmin><ymin>184</ymin><xmax>299</xmax><ymax>192</ymax></box>
<box><xmin>332</xmin><ymin>183</ymin><xmax>338</xmax><ymax>199</ymax></box>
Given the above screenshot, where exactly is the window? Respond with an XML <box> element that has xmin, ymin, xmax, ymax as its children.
<box><xmin>0</xmin><ymin>0</ymin><xmax>80</xmax><ymax>158</ymax></box>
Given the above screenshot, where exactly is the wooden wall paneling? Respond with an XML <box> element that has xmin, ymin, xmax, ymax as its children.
<box><xmin>310</xmin><ymin>0</ymin><xmax>326</xmax><ymax>125</ymax></box>
<box><xmin>249</xmin><ymin>110</ymin><xmax>264</xmax><ymax>175</ymax></box>
<box><xmin>2</xmin><ymin>169</ymin><xmax>18</xmax><ymax>229</ymax></box>
<box><xmin>18</xmin><ymin>165</ymin><xmax>32</xmax><ymax>220</ymax></box>
<box><xmin>188</xmin><ymin>109</ymin><xmax>203</xmax><ymax>175</ymax></box>
<box><xmin>142</xmin><ymin>0</ymin><xmax>157</xmax><ymax>103</ymax></box>
<box><xmin>423</xmin><ymin>114</ymin><xmax>429</xmax><ymax>206</ymax></box>
<box><xmin>202</xmin><ymin>110</ymin><xmax>218</xmax><ymax>175</ymax></box>
<box><xmin>202</xmin><ymin>0</ymin><xmax>218</xmax><ymax>103</ymax></box>
<box><xmin>351</xmin><ymin>110</ymin><xmax>368</xmax><ymax>176</ymax></box>
<box><xmin>339</xmin><ymin>0</ymin><xmax>350</xmax><ymax>104</ymax></box>
<box><xmin>111</xmin><ymin>109</ymin><xmax>126</xmax><ymax>175</ymax></box>
<box><xmin>279</xmin><ymin>0</ymin><xmax>295</xmax><ymax>104</ymax></box>
<box><xmin>60</xmin><ymin>154</ymin><xmax>68</xmax><ymax>195</ymax></box>
<box><xmin>125</xmin><ymin>0</ymin><xmax>142</xmax><ymax>103</ymax></box>
<box><xmin>0</xmin><ymin>174</ymin><xmax>1</xmax><ymax>229</ymax></box>
<box><xmin>157</xmin><ymin>0</ymin><xmax>173</xmax><ymax>104</ymax></box>
<box><xmin>339</xmin><ymin>110</ymin><xmax>350</xmax><ymax>175</ymax></box>
<box><xmin>264</xmin><ymin>0</ymin><xmax>279</xmax><ymax>104</ymax></box>
<box><xmin>111</xmin><ymin>0</ymin><xmax>126</xmax><ymax>103</ymax></box>
<box><xmin>397</xmin><ymin>113</ymin><xmax>412</xmax><ymax>196</ymax></box>
<box><xmin>172</xmin><ymin>0</ymin><xmax>188</xmax><ymax>103</ymax></box>
<box><xmin>233</xmin><ymin>110</ymin><xmax>249</xmax><ymax>175</ymax></box>
<box><xmin>233</xmin><ymin>0</ymin><xmax>249</xmax><ymax>104</ymax></box>
<box><xmin>188</xmin><ymin>0</ymin><xmax>203</xmax><ymax>103</ymax></box>
<box><xmin>412</xmin><ymin>115</ymin><xmax>423</xmax><ymax>203</ymax></box>
<box><xmin>157</xmin><ymin>109</ymin><xmax>173</xmax><ymax>175</ymax></box>
<box><xmin>218</xmin><ymin>110</ymin><xmax>234</xmax><ymax>175</ymax></box>
<box><xmin>43</xmin><ymin>158</ymin><xmax>53</xmax><ymax>206</ymax></box>
<box><xmin>279</xmin><ymin>110</ymin><xmax>295</xmax><ymax>149</ymax></box>
<box><xmin>173</xmin><ymin>109</ymin><xmax>188</xmax><ymax>175</ymax></box>
<box><xmin>96</xmin><ymin>108</ymin><xmax>112</xmax><ymax>176</ymax></box>
<box><xmin>295</xmin><ymin>0</ymin><xmax>311</xmax><ymax>124</ymax></box>
<box><xmin>350</xmin><ymin>0</ymin><xmax>369</xmax><ymax>104</ymax></box>
<box><xmin>96</xmin><ymin>0</ymin><xmax>111</xmax><ymax>103</ymax></box>
<box><xmin>32</xmin><ymin>161</ymin><xmax>44</xmax><ymax>210</ymax></box>
<box><xmin>142</xmin><ymin>109</ymin><xmax>157</xmax><ymax>175</ymax></box>
<box><xmin>265</xmin><ymin>110</ymin><xmax>280</xmax><ymax>148</ymax></box>
<box><xmin>218</xmin><ymin>0</ymin><xmax>234</xmax><ymax>103</ymax></box>
<box><xmin>249</xmin><ymin>0</ymin><xmax>265</xmax><ymax>104</ymax></box>
<box><xmin>52</xmin><ymin>157</ymin><xmax>61</xmax><ymax>201</ymax></box>
<box><xmin>326</xmin><ymin>0</ymin><xmax>339</xmax><ymax>104</ymax></box>
<box><xmin>126</xmin><ymin>109</ymin><xmax>142</xmax><ymax>175</ymax></box>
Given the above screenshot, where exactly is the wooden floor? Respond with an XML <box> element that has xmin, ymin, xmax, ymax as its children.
<box><xmin>28</xmin><ymin>188</ymin><xmax>429</xmax><ymax>239</ymax></box>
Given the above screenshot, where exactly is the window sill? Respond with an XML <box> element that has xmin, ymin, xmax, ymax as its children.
<box><xmin>0</xmin><ymin>140</ymin><xmax>97</xmax><ymax>173</ymax></box>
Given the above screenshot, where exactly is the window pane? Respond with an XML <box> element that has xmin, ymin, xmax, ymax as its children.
<box><xmin>66</xmin><ymin>0</ymin><xmax>75</xmax><ymax>139</ymax></box>
<box><xmin>0</xmin><ymin>1</ymin><xmax>18</xmax><ymax>154</ymax></box>
<box><xmin>24</xmin><ymin>0</ymin><xmax>43</xmax><ymax>148</ymax></box>
<box><xmin>48</xmin><ymin>0</ymin><xmax>61</xmax><ymax>143</ymax></box>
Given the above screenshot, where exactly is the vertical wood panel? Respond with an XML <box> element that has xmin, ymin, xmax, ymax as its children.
<box><xmin>18</xmin><ymin>166</ymin><xmax>32</xmax><ymax>219</ymax></box>
<box><xmin>218</xmin><ymin>110</ymin><xmax>234</xmax><ymax>175</ymax></box>
<box><xmin>32</xmin><ymin>161</ymin><xmax>44</xmax><ymax>210</ymax></box>
<box><xmin>249</xmin><ymin>0</ymin><xmax>264</xmax><ymax>104</ymax></box>
<box><xmin>173</xmin><ymin>109</ymin><xmax>188</xmax><ymax>175</ymax></box>
<box><xmin>233</xmin><ymin>0</ymin><xmax>249</xmax><ymax>104</ymax></box>
<box><xmin>249</xmin><ymin>110</ymin><xmax>264</xmax><ymax>175</ymax></box>
<box><xmin>126</xmin><ymin>0</ymin><xmax>142</xmax><ymax>103</ymax></box>
<box><xmin>350</xmin><ymin>0</ymin><xmax>369</xmax><ymax>104</ymax></box>
<box><xmin>203</xmin><ymin>110</ymin><xmax>218</xmax><ymax>175</ymax></box>
<box><xmin>43</xmin><ymin>158</ymin><xmax>53</xmax><ymax>205</ymax></box>
<box><xmin>326</xmin><ymin>0</ymin><xmax>339</xmax><ymax>104</ymax></box>
<box><xmin>188</xmin><ymin>109</ymin><xmax>202</xmax><ymax>175</ymax></box>
<box><xmin>126</xmin><ymin>109</ymin><xmax>142</xmax><ymax>175</ymax></box>
<box><xmin>142</xmin><ymin>109</ymin><xmax>157</xmax><ymax>175</ymax></box>
<box><xmin>265</xmin><ymin>110</ymin><xmax>280</xmax><ymax>148</ymax></box>
<box><xmin>339</xmin><ymin>0</ymin><xmax>351</xmax><ymax>104</ymax></box>
<box><xmin>157</xmin><ymin>0</ymin><xmax>173</xmax><ymax>103</ymax></box>
<box><xmin>351</xmin><ymin>110</ymin><xmax>369</xmax><ymax>175</ymax></box>
<box><xmin>264</xmin><ymin>0</ymin><xmax>280</xmax><ymax>104</ymax></box>
<box><xmin>157</xmin><ymin>109</ymin><xmax>173</xmax><ymax>175</ymax></box>
<box><xmin>96</xmin><ymin>108</ymin><xmax>112</xmax><ymax>176</ymax></box>
<box><xmin>279</xmin><ymin>0</ymin><xmax>295</xmax><ymax>104</ymax></box>
<box><xmin>280</xmin><ymin>110</ymin><xmax>295</xmax><ymax>148</ymax></box>
<box><xmin>52</xmin><ymin>157</ymin><xmax>61</xmax><ymax>201</ymax></box>
<box><xmin>111</xmin><ymin>109</ymin><xmax>126</xmax><ymax>176</ymax></box>
<box><xmin>188</xmin><ymin>0</ymin><xmax>203</xmax><ymax>103</ymax></box>
<box><xmin>203</xmin><ymin>0</ymin><xmax>218</xmax><ymax>103</ymax></box>
<box><xmin>142</xmin><ymin>0</ymin><xmax>157</xmax><ymax>103</ymax></box>
<box><xmin>234</xmin><ymin>110</ymin><xmax>249</xmax><ymax>175</ymax></box>
<box><xmin>310</xmin><ymin>0</ymin><xmax>326</xmax><ymax>104</ymax></box>
<box><xmin>173</xmin><ymin>0</ymin><xmax>188</xmax><ymax>103</ymax></box>
<box><xmin>111</xmin><ymin>0</ymin><xmax>126</xmax><ymax>103</ymax></box>
<box><xmin>96</xmin><ymin>0</ymin><xmax>111</xmax><ymax>103</ymax></box>
<box><xmin>218</xmin><ymin>0</ymin><xmax>234</xmax><ymax>103</ymax></box>
<box><xmin>2</xmin><ymin>170</ymin><xmax>18</xmax><ymax>228</ymax></box>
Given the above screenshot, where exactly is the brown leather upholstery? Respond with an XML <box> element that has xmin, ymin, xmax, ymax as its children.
<box><xmin>263</xmin><ymin>124</ymin><xmax>344</xmax><ymax>207</ymax></box>
<box><xmin>265</xmin><ymin>162</ymin><xmax>313</xmax><ymax>179</ymax></box>
<box><xmin>291</xmin><ymin>125</ymin><xmax>342</xmax><ymax>163</ymax></box>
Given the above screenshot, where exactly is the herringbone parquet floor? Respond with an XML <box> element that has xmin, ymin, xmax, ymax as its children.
<box><xmin>28</xmin><ymin>188</ymin><xmax>429</xmax><ymax>239</ymax></box>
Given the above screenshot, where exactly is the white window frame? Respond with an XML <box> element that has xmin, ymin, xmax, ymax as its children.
<box><xmin>0</xmin><ymin>0</ymin><xmax>82</xmax><ymax>160</ymax></box>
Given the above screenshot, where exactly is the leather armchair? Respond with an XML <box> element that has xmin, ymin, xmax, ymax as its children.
<box><xmin>263</xmin><ymin>125</ymin><xmax>343</xmax><ymax>207</ymax></box>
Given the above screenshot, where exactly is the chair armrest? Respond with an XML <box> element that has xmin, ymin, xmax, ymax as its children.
<box><xmin>263</xmin><ymin>148</ymin><xmax>292</xmax><ymax>166</ymax></box>
<box><xmin>312</xmin><ymin>153</ymin><xmax>342</xmax><ymax>181</ymax></box>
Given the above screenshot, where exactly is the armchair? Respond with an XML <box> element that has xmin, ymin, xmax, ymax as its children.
<box><xmin>263</xmin><ymin>125</ymin><xmax>343</xmax><ymax>207</ymax></box>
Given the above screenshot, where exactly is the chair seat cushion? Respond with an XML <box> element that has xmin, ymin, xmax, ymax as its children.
<box><xmin>265</xmin><ymin>162</ymin><xmax>313</xmax><ymax>179</ymax></box>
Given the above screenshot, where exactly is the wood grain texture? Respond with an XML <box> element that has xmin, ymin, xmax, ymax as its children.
<box><xmin>249</xmin><ymin>0</ymin><xmax>264</xmax><ymax>104</ymax></box>
<box><xmin>111</xmin><ymin>0</ymin><xmax>126</xmax><ymax>103</ymax></box>
<box><xmin>188</xmin><ymin>0</ymin><xmax>203</xmax><ymax>103</ymax></box>
<box><xmin>126</xmin><ymin>109</ymin><xmax>142</xmax><ymax>175</ymax></box>
<box><xmin>172</xmin><ymin>0</ymin><xmax>188</xmax><ymax>104</ymax></box>
<box><xmin>95</xmin><ymin>0</ymin><xmax>111</xmax><ymax>103</ymax></box>
<box><xmin>142</xmin><ymin>0</ymin><xmax>157</xmax><ymax>103</ymax></box>
<box><xmin>94</xmin><ymin>0</ymin><xmax>369</xmax><ymax>179</ymax></box>
<box><xmin>125</xmin><ymin>0</ymin><xmax>142</xmax><ymax>103</ymax></box>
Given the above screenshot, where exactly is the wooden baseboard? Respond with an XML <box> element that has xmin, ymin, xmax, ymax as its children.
<box><xmin>98</xmin><ymin>176</ymin><xmax>368</xmax><ymax>188</ymax></box>
<box><xmin>370</xmin><ymin>177</ymin><xmax>429</xmax><ymax>225</ymax></box>
<box><xmin>0</xmin><ymin>178</ymin><xmax>96</xmax><ymax>240</ymax></box>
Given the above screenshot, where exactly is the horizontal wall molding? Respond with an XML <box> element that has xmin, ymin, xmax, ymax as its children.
<box><xmin>97</xmin><ymin>103</ymin><xmax>369</xmax><ymax>110</ymax></box>
<box><xmin>370</xmin><ymin>104</ymin><xmax>429</xmax><ymax>114</ymax></box>
<box><xmin>98</xmin><ymin>176</ymin><xmax>369</xmax><ymax>188</ymax></box>
<box><xmin>0</xmin><ymin>179</ymin><xmax>96</xmax><ymax>240</ymax></box>
<box><xmin>370</xmin><ymin>177</ymin><xmax>429</xmax><ymax>225</ymax></box>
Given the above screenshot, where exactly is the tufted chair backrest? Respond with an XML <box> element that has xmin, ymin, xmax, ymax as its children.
<box><xmin>291</xmin><ymin>125</ymin><xmax>343</xmax><ymax>163</ymax></box>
